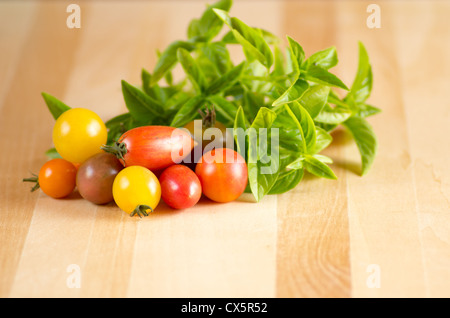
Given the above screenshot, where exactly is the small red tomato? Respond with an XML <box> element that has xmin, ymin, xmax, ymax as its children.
<box><xmin>102</xmin><ymin>126</ymin><xmax>196</xmax><ymax>171</ymax></box>
<box><xmin>159</xmin><ymin>165</ymin><xmax>202</xmax><ymax>209</ymax></box>
<box><xmin>23</xmin><ymin>158</ymin><xmax>77</xmax><ymax>199</ymax></box>
<box><xmin>195</xmin><ymin>148</ymin><xmax>248</xmax><ymax>203</ymax></box>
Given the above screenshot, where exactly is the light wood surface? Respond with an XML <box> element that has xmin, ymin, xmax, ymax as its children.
<box><xmin>1</xmin><ymin>0</ymin><xmax>449</xmax><ymax>298</ymax></box>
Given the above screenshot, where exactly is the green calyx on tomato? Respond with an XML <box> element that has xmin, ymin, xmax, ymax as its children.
<box><xmin>130</xmin><ymin>204</ymin><xmax>154</xmax><ymax>218</ymax></box>
<box><xmin>22</xmin><ymin>173</ymin><xmax>40</xmax><ymax>192</ymax></box>
<box><xmin>101</xmin><ymin>141</ymin><xmax>128</xmax><ymax>163</ymax></box>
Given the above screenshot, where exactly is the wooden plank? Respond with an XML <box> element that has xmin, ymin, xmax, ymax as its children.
<box><xmin>0</xmin><ymin>2</ymin><xmax>83</xmax><ymax>297</ymax></box>
<box><xmin>391</xmin><ymin>1</ymin><xmax>450</xmax><ymax>297</ymax></box>
<box><xmin>336</xmin><ymin>1</ymin><xmax>427</xmax><ymax>297</ymax></box>
<box><xmin>276</xmin><ymin>1</ymin><xmax>351</xmax><ymax>298</ymax></box>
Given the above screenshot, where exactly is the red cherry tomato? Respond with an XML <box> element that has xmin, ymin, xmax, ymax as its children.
<box><xmin>159</xmin><ymin>165</ymin><xmax>202</xmax><ymax>209</ymax></box>
<box><xmin>102</xmin><ymin>126</ymin><xmax>196</xmax><ymax>172</ymax></box>
<box><xmin>195</xmin><ymin>148</ymin><xmax>248</xmax><ymax>203</ymax></box>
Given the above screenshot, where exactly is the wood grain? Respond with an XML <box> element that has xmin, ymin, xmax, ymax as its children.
<box><xmin>0</xmin><ymin>0</ymin><xmax>449</xmax><ymax>298</ymax></box>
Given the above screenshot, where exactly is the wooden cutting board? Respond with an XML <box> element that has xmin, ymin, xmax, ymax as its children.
<box><xmin>1</xmin><ymin>0</ymin><xmax>449</xmax><ymax>298</ymax></box>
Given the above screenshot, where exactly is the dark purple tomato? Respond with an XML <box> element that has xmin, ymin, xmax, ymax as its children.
<box><xmin>159</xmin><ymin>164</ymin><xmax>202</xmax><ymax>210</ymax></box>
<box><xmin>76</xmin><ymin>152</ymin><xmax>124</xmax><ymax>204</ymax></box>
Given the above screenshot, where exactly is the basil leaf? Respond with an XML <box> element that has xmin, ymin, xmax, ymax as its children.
<box><xmin>273</xmin><ymin>104</ymin><xmax>306</xmax><ymax>155</ymax></box>
<box><xmin>268</xmin><ymin>168</ymin><xmax>304</xmax><ymax>194</ymax></box>
<box><xmin>286</xmin><ymin>36</ymin><xmax>305</xmax><ymax>75</ymax></box>
<box><xmin>41</xmin><ymin>92</ymin><xmax>71</xmax><ymax>120</ymax></box>
<box><xmin>355</xmin><ymin>103</ymin><xmax>381</xmax><ymax>118</ymax></box>
<box><xmin>272</xmin><ymin>78</ymin><xmax>309</xmax><ymax>106</ymax></box>
<box><xmin>305</xmin><ymin>66</ymin><xmax>349</xmax><ymax>90</ymax></box>
<box><xmin>105</xmin><ymin>113</ymin><xmax>134</xmax><ymax>144</ymax></box>
<box><xmin>197</xmin><ymin>0</ymin><xmax>232</xmax><ymax>42</ymax></box>
<box><xmin>177</xmin><ymin>48</ymin><xmax>206</xmax><ymax>93</ymax></box>
<box><xmin>121</xmin><ymin>80</ymin><xmax>166</xmax><ymax>125</ymax></box>
<box><xmin>271</xmin><ymin>45</ymin><xmax>286</xmax><ymax>77</ymax></box>
<box><xmin>315</xmin><ymin>103</ymin><xmax>352</xmax><ymax>124</ymax></box>
<box><xmin>311</xmin><ymin>127</ymin><xmax>333</xmax><ymax>154</ymax></box>
<box><xmin>343</xmin><ymin>116</ymin><xmax>377</xmax><ymax>176</ymax></box>
<box><xmin>298</xmin><ymin>84</ymin><xmax>330</xmax><ymax>119</ymax></box>
<box><xmin>200</xmin><ymin>42</ymin><xmax>233</xmax><ymax>75</ymax></box>
<box><xmin>304</xmin><ymin>154</ymin><xmax>337</xmax><ymax>180</ymax></box>
<box><xmin>151</xmin><ymin>41</ymin><xmax>196</xmax><ymax>86</ymax></box>
<box><xmin>243</xmin><ymin>90</ymin><xmax>264</xmax><ymax>122</ymax></box>
<box><xmin>187</xmin><ymin>18</ymin><xmax>201</xmax><ymax>39</ymax></box>
<box><xmin>214</xmin><ymin>9</ymin><xmax>273</xmax><ymax>68</ymax></box>
<box><xmin>313</xmin><ymin>154</ymin><xmax>333</xmax><ymax>164</ymax></box>
<box><xmin>289</xmin><ymin>101</ymin><xmax>316</xmax><ymax>153</ymax></box>
<box><xmin>303</xmin><ymin>46</ymin><xmax>338</xmax><ymax>70</ymax></box>
<box><xmin>170</xmin><ymin>95</ymin><xmax>205</xmax><ymax>127</ymax></box>
<box><xmin>45</xmin><ymin>148</ymin><xmax>62</xmax><ymax>159</ymax></box>
<box><xmin>233</xmin><ymin>106</ymin><xmax>249</xmax><ymax>160</ymax></box>
<box><xmin>205</xmin><ymin>62</ymin><xmax>245</xmax><ymax>95</ymax></box>
<box><xmin>247</xmin><ymin>107</ymin><xmax>279</xmax><ymax>201</ymax></box>
<box><xmin>348</xmin><ymin>42</ymin><xmax>372</xmax><ymax>103</ymax></box>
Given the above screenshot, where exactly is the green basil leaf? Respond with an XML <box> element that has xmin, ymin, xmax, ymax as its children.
<box><xmin>243</xmin><ymin>90</ymin><xmax>264</xmax><ymax>122</ymax></box>
<box><xmin>289</xmin><ymin>101</ymin><xmax>316</xmax><ymax>153</ymax></box>
<box><xmin>272</xmin><ymin>78</ymin><xmax>309</xmax><ymax>106</ymax></box>
<box><xmin>205</xmin><ymin>62</ymin><xmax>245</xmax><ymax>95</ymax></box>
<box><xmin>343</xmin><ymin>116</ymin><xmax>377</xmax><ymax>176</ymax></box>
<box><xmin>121</xmin><ymin>80</ymin><xmax>166</xmax><ymax>125</ymax></box>
<box><xmin>105</xmin><ymin>113</ymin><xmax>134</xmax><ymax>144</ymax></box>
<box><xmin>214</xmin><ymin>9</ymin><xmax>273</xmax><ymax>68</ymax></box>
<box><xmin>187</xmin><ymin>18</ymin><xmax>201</xmax><ymax>39</ymax></box>
<box><xmin>257</xmin><ymin>28</ymin><xmax>280</xmax><ymax>45</ymax></box>
<box><xmin>200</xmin><ymin>42</ymin><xmax>233</xmax><ymax>75</ymax></box>
<box><xmin>268</xmin><ymin>168</ymin><xmax>304</xmax><ymax>194</ymax></box>
<box><xmin>313</xmin><ymin>154</ymin><xmax>333</xmax><ymax>164</ymax></box>
<box><xmin>41</xmin><ymin>92</ymin><xmax>71</xmax><ymax>120</ymax></box>
<box><xmin>271</xmin><ymin>45</ymin><xmax>286</xmax><ymax>77</ymax></box>
<box><xmin>311</xmin><ymin>127</ymin><xmax>333</xmax><ymax>154</ymax></box>
<box><xmin>233</xmin><ymin>106</ymin><xmax>249</xmax><ymax>160</ymax></box>
<box><xmin>304</xmin><ymin>46</ymin><xmax>338</xmax><ymax>70</ymax></box>
<box><xmin>247</xmin><ymin>107</ymin><xmax>279</xmax><ymax>201</ymax></box>
<box><xmin>273</xmin><ymin>104</ymin><xmax>306</xmax><ymax>154</ymax></box>
<box><xmin>305</xmin><ymin>66</ymin><xmax>349</xmax><ymax>90</ymax></box>
<box><xmin>45</xmin><ymin>148</ymin><xmax>62</xmax><ymax>159</ymax></box>
<box><xmin>177</xmin><ymin>48</ymin><xmax>206</xmax><ymax>93</ymax></box>
<box><xmin>304</xmin><ymin>154</ymin><xmax>337</xmax><ymax>180</ymax></box>
<box><xmin>286</xmin><ymin>36</ymin><xmax>305</xmax><ymax>75</ymax></box>
<box><xmin>151</xmin><ymin>41</ymin><xmax>196</xmax><ymax>86</ymax></box>
<box><xmin>170</xmin><ymin>95</ymin><xmax>205</xmax><ymax>127</ymax></box>
<box><xmin>197</xmin><ymin>0</ymin><xmax>232</xmax><ymax>42</ymax></box>
<box><xmin>355</xmin><ymin>103</ymin><xmax>381</xmax><ymax>118</ymax></box>
<box><xmin>315</xmin><ymin>103</ymin><xmax>352</xmax><ymax>124</ymax></box>
<box><xmin>348</xmin><ymin>42</ymin><xmax>372</xmax><ymax>103</ymax></box>
<box><xmin>316</xmin><ymin>122</ymin><xmax>338</xmax><ymax>133</ymax></box>
<box><xmin>298</xmin><ymin>85</ymin><xmax>330</xmax><ymax>119</ymax></box>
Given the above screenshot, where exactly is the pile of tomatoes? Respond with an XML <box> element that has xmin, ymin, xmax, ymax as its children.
<box><xmin>24</xmin><ymin>108</ymin><xmax>248</xmax><ymax>217</ymax></box>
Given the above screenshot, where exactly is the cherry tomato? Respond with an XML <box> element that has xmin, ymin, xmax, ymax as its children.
<box><xmin>53</xmin><ymin>108</ymin><xmax>108</xmax><ymax>164</ymax></box>
<box><xmin>23</xmin><ymin>158</ymin><xmax>77</xmax><ymax>199</ymax></box>
<box><xmin>103</xmin><ymin>126</ymin><xmax>196</xmax><ymax>172</ymax></box>
<box><xmin>112</xmin><ymin>166</ymin><xmax>161</xmax><ymax>217</ymax></box>
<box><xmin>159</xmin><ymin>165</ymin><xmax>202</xmax><ymax>209</ymax></box>
<box><xmin>195</xmin><ymin>148</ymin><xmax>248</xmax><ymax>203</ymax></box>
<box><xmin>76</xmin><ymin>153</ymin><xmax>124</xmax><ymax>205</ymax></box>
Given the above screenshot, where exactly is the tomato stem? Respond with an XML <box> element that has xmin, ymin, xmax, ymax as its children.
<box><xmin>198</xmin><ymin>104</ymin><xmax>216</xmax><ymax>129</ymax></box>
<box><xmin>130</xmin><ymin>204</ymin><xmax>154</xmax><ymax>218</ymax></box>
<box><xmin>101</xmin><ymin>142</ymin><xmax>127</xmax><ymax>163</ymax></box>
<box><xmin>22</xmin><ymin>173</ymin><xmax>40</xmax><ymax>192</ymax></box>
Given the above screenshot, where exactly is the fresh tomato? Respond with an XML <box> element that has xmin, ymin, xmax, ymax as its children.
<box><xmin>102</xmin><ymin>125</ymin><xmax>196</xmax><ymax>171</ymax></box>
<box><xmin>184</xmin><ymin>106</ymin><xmax>233</xmax><ymax>169</ymax></box>
<box><xmin>53</xmin><ymin>108</ymin><xmax>107</xmax><ymax>164</ymax></box>
<box><xmin>195</xmin><ymin>148</ymin><xmax>248</xmax><ymax>203</ymax></box>
<box><xmin>76</xmin><ymin>153</ymin><xmax>124</xmax><ymax>205</ymax></box>
<box><xmin>112</xmin><ymin>166</ymin><xmax>161</xmax><ymax>217</ymax></box>
<box><xmin>23</xmin><ymin>158</ymin><xmax>77</xmax><ymax>199</ymax></box>
<box><xmin>159</xmin><ymin>165</ymin><xmax>202</xmax><ymax>209</ymax></box>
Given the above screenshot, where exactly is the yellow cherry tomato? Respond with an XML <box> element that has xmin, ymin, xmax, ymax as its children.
<box><xmin>112</xmin><ymin>166</ymin><xmax>161</xmax><ymax>217</ymax></box>
<box><xmin>53</xmin><ymin>108</ymin><xmax>107</xmax><ymax>164</ymax></box>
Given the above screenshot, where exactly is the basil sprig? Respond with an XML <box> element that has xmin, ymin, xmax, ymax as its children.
<box><xmin>41</xmin><ymin>0</ymin><xmax>380</xmax><ymax>201</ymax></box>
